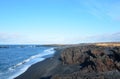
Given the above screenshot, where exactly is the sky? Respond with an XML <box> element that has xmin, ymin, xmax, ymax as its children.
<box><xmin>0</xmin><ymin>0</ymin><xmax>120</xmax><ymax>44</ymax></box>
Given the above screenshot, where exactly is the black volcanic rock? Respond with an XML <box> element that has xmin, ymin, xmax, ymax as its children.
<box><xmin>53</xmin><ymin>45</ymin><xmax>120</xmax><ymax>79</ymax></box>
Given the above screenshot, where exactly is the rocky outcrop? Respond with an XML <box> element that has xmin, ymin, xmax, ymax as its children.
<box><xmin>52</xmin><ymin>45</ymin><xmax>120</xmax><ymax>79</ymax></box>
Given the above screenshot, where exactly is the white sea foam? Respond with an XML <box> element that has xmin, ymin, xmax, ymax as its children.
<box><xmin>9</xmin><ymin>48</ymin><xmax>55</xmax><ymax>70</ymax></box>
<box><xmin>8</xmin><ymin>58</ymin><xmax>45</xmax><ymax>79</ymax></box>
<box><xmin>8</xmin><ymin>47</ymin><xmax>55</xmax><ymax>79</ymax></box>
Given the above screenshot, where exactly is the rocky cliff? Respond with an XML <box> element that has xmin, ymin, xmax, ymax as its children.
<box><xmin>52</xmin><ymin>45</ymin><xmax>120</xmax><ymax>79</ymax></box>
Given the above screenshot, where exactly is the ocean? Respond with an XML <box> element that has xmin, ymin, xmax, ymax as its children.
<box><xmin>0</xmin><ymin>45</ymin><xmax>55</xmax><ymax>79</ymax></box>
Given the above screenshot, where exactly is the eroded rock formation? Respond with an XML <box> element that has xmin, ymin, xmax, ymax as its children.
<box><xmin>52</xmin><ymin>45</ymin><xmax>120</xmax><ymax>79</ymax></box>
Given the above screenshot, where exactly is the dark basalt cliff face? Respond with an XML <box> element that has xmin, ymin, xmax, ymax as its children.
<box><xmin>52</xmin><ymin>45</ymin><xmax>120</xmax><ymax>79</ymax></box>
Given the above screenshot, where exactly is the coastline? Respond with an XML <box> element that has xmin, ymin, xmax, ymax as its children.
<box><xmin>10</xmin><ymin>47</ymin><xmax>56</xmax><ymax>79</ymax></box>
<box><xmin>15</xmin><ymin>43</ymin><xmax>120</xmax><ymax>79</ymax></box>
<box><xmin>14</xmin><ymin>46</ymin><xmax>65</xmax><ymax>79</ymax></box>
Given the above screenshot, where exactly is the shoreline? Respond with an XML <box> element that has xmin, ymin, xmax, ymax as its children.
<box><xmin>10</xmin><ymin>47</ymin><xmax>56</xmax><ymax>79</ymax></box>
<box><xmin>10</xmin><ymin>58</ymin><xmax>45</xmax><ymax>79</ymax></box>
<box><xmin>15</xmin><ymin>43</ymin><xmax>120</xmax><ymax>79</ymax></box>
<box><xmin>14</xmin><ymin>47</ymin><xmax>64</xmax><ymax>79</ymax></box>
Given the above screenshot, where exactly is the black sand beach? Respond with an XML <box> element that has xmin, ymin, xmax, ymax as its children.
<box><xmin>14</xmin><ymin>47</ymin><xmax>63</xmax><ymax>79</ymax></box>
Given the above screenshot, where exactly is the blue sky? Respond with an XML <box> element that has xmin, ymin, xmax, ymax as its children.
<box><xmin>0</xmin><ymin>0</ymin><xmax>120</xmax><ymax>44</ymax></box>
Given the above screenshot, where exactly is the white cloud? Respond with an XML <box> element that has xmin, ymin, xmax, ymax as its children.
<box><xmin>0</xmin><ymin>32</ymin><xmax>67</xmax><ymax>44</ymax></box>
<box><xmin>0</xmin><ymin>32</ymin><xmax>30</xmax><ymax>44</ymax></box>
<box><xmin>76</xmin><ymin>32</ymin><xmax>120</xmax><ymax>43</ymax></box>
<box><xmin>0</xmin><ymin>32</ymin><xmax>120</xmax><ymax>44</ymax></box>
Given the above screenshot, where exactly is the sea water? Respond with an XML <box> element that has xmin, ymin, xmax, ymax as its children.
<box><xmin>0</xmin><ymin>45</ymin><xmax>55</xmax><ymax>79</ymax></box>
